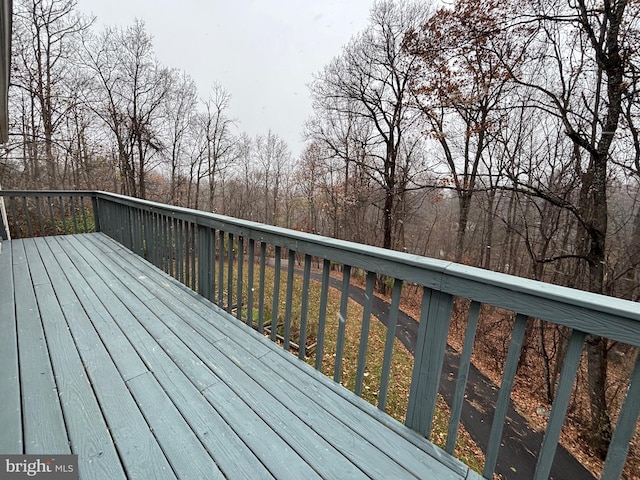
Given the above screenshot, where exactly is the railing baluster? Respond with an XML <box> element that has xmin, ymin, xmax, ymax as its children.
<box><xmin>207</xmin><ymin>228</ymin><xmax>218</xmax><ymax>303</ymax></box>
<box><xmin>197</xmin><ymin>225</ymin><xmax>207</xmax><ymax>297</ymax></box>
<box><xmin>134</xmin><ymin>207</ymin><xmax>140</xmax><ymax>254</ymax></box>
<box><xmin>209</xmin><ymin>227</ymin><xmax>216</xmax><ymax>301</ymax></box>
<box><xmin>270</xmin><ymin>246</ymin><xmax>282</xmax><ymax>342</ymax></box>
<box><xmin>80</xmin><ymin>196</ymin><xmax>88</xmax><ymax>233</ymax></box>
<box><xmin>355</xmin><ymin>271</ymin><xmax>376</xmax><ymax>397</ymax></box>
<box><xmin>315</xmin><ymin>259</ymin><xmax>331</xmax><ymax>371</ymax></box>
<box><xmin>283</xmin><ymin>249</ymin><xmax>296</xmax><ymax>351</ymax></box>
<box><xmin>8</xmin><ymin>197</ymin><xmax>17</xmax><ymax>238</ymax></box>
<box><xmin>190</xmin><ymin>224</ymin><xmax>196</xmax><ymax>290</ymax></box>
<box><xmin>35</xmin><ymin>196</ymin><xmax>45</xmax><ymax>235</ymax></box>
<box><xmin>146</xmin><ymin>209</ymin><xmax>152</xmax><ymax>260</ymax></box>
<box><xmin>58</xmin><ymin>196</ymin><xmax>67</xmax><ymax>235</ymax></box>
<box><xmin>176</xmin><ymin>219</ymin><xmax>183</xmax><ymax>283</ymax></box>
<box><xmin>334</xmin><ymin>265</ymin><xmax>351</xmax><ymax>384</ymax></box>
<box><xmin>446</xmin><ymin>300</ymin><xmax>481</xmax><ymax>454</ymax></box>
<box><xmin>217</xmin><ymin>230</ymin><xmax>224</xmax><ymax>306</ymax></box>
<box><xmin>258</xmin><ymin>241</ymin><xmax>266</xmax><ymax>333</ymax></box>
<box><xmin>22</xmin><ymin>197</ymin><xmax>33</xmax><ymax>237</ymax></box>
<box><xmin>298</xmin><ymin>254</ymin><xmax>313</xmax><ymax>360</ymax></box>
<box><xmin>91</xmin><ymin>195</ymin><xmax>100</xmax><ymax>232</ymax></box>
<box><xmin>185</xmin><ymin>221</ymin><xmax>191</xmax><ymax>288</ymax></box>
<box><xmin>227</xmin><ymin>233</ymin><xmax>234</xmax><ymax>313</ymax></box>
<box><xmin>379</xmin><ymin>278</ymin><xmax>403</xmax><ymax>411</ymax></box>
<box><xmin>160</xmin><ymin>214</ymin><xmax>167</xmax><ymax>271</ymax></box>
<box><xmin>70</xmin><ymin>196</ymin><xmax>78</xmax><ymax>234</ymax></box>
<box><xmin>47</xmin><ymin>196</ymin><xmax>56</xmax><ymax>235</ymax></box>
<box><xmin>169</xmin><ymin>217</ymin><xmax>176</xmax><ymax>278</ymax></box>
<box><xmin>602</xmin><ymin>352</ymin><xmax>640</xmax><ymax>479</ymax></box>
<box><xmin>483</xmin><ymin>313</ymin><xmax>529</xmax><ymax>478</ymax></box>
<box><xmin>534</xmin><ymin>328</ymin><xmax>586</xmax><ymax>480</ymax></box>
<box><xmin>143</xmin><ymin>209</ymin><xmax>150</xmax><ymax>259</ymax></box>
<box><xmin>247</xmin><ymin>238</ymin><xmax>255</xmax><ymax>328</ymax></box>
<box><xmin>236</xmin><ymin>235</ymin><xmax>244</xmax><ymax>321</ymax></box>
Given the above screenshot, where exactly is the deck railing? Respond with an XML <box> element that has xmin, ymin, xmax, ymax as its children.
<box><xmin>2</xmin><ymin>189</ymin><xmax>639</xmax><ymax>480</ymax></box>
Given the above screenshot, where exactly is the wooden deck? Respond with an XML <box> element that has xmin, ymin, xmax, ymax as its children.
<box><xmin>0</xmin><ymin>232</ymin><xmax>478</xmax><ymax>480</ymax></box>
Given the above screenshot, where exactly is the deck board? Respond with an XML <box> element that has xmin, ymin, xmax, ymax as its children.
<box><xmin>1</xmin><ymin>232</ymin><xmax>476</xmax><ymax>480</ymax></box>
<box><xmin>24</xmin><ymin>239</ymin><xmax>125</xmax><ymax>480</ymax></box>
<box><xmin>13</xmin><ymin>239</ymin><xmax>70</xmax><ymax>454</ymax></box>
<box><xmin>0</xmin><ymin>240</ymin><xmax>21</xmax><ymax>454</ymax></box>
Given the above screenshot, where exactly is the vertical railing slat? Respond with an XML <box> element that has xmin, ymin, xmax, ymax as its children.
<box><xmin>483</xmin><ymin>313</ymin><xmax>529</xmax><ymax>478</ymax></box>
<box><xmin>197</xmin><ymin>225</ymin><xmax>207</xmax><ymax>297</ymax></box>
<box><xmin>135</xmin><ymin>209</ymin><xmax>143</xmax><ymax>257</ymax></box>
<box><xmin>227</xmin><ymin>233</ymin><xmax>234</xmax><ymax>313</ymax></box>
<box><xmin>143</xmin><ymin>209</ymin><xmax>150</xmax><ymax>259</ymax></box>
<box><xmin>334</xmin><ymin>265</ymin><xmax>352</xmax><ymax>384</ymax></box>
<box><xmin>217</xmin><ymin>230</ymin><xmax>224</xmax><ymax>306</ymax></box>
<box><xmin>58</xmin><ymin>196</ymin><xmax>67</xmax><ymax>235</ymax></box>
<box><xmin>378</xmin><ymin>278</ymin><xmax>403</xmax><ymax>411</ymax></box>
<box><xmin>355</xmin><ymin>271</ymin><xmax>376</xmax><ymax>397</ymax></box>
<box><xmin>91</xmin><ymin>194</ymin><xmax>100</xmax><ymax>232</ymax></box>
<box><xmin>247</xmin><ymin>239</ymin><xmax>255</xmax><ymax>327</ymax></box>
<box><xmin>283</xmin><ymin>249</ymin><xmax>296</xmax><ymax>351</ymax></box>
<box><xmin>190</xmin><ymin>224</ymin><xmax>196</xmax><ymax>290</ymax></box>
<box><xmin>70</xmin><ymin>196</ymin><xmax>78</xmax><ymax>234</ymax></box>
<box><xmin>446</xmin><ymin>300</ymin><xmax>481</xmax><ymax>454</ymax></box>
<box><xmin>161</xmin><ymin>214</ymin><xmax>167</xmax><ymax>272</ymax></box>
<box><xmin>208</xmin><ymin>228</ymin><xmax>216</xmax><ymax>302</ymax></box>
<box><xmin>270</xmin><ymin>246</ymin><xmax>282</xmax><ymax>342</ymax></box>
<box><xmin>185</xmin><ymin>220</ymin><xmax>191</xmax><ymax>288</ymax></box>
<box><xmin>80</xmin><ymin>196</ymin><xmax>88</xmax><ymax>233</ymax></box>
<box><xmin>35</xmin><ymin>196</ymin><xmax>45</xmax><ymax>235</ymax></box>
<box><xmin>22</xmin><ymin>197</ymin><xmax>33</xmax><ymax>238</ymax></box>
<box><xmin>169</xmin><ymin>217</ymin><xmax>176</xmax><ymax>278</ymax></box>
<box><xmin>315</xmin><ymin>259</ymin><xmax>331</xmax><ymax>371</ymax></box>
<box><xmin>601</xmin><ymin>352</ymin><xmax>640</xmax><ymax>480</ymax></box>
<box><xmin>236</xmin><ymin>235</ymin><xmax>244</xmax><ymax>321</ymax></box>
<box><xmin>8</xmin><ymin>197</ymin><xmax>17</xmax><ymax>238</ymax></box>
<box><xmin>47</xmin><ymin>196</ymin><xmax>56</xmax><ymax>235</ymax></box>
<box><xmin>176</xmin><ymin>219</ymin><xmax>183</xmax><ymax>284</ymax></box>
<box><xmin>534</xmin><ymin>328</ymin><xmax>586</xmax><ymax>480</ymax></box>
<box><xmin>258</xmin><ymin>242</ymin><xmax>267</xmax><ymax>333</ymax></box>
<box><xmin>298</xmin><ymin>254</ymin><xmax>313</xmax><ymax>360</ymax></box>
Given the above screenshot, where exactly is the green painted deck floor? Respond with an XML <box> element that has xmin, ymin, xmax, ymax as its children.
<box><xmin>0</xmin><ymin>232</ymin><xmax>477</xmax><ymax>479</ymax></box>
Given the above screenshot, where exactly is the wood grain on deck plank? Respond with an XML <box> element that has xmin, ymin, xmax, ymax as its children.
<box><xmin>0</xmin><ymin>240</ymin><xmax>22</xmax><ymax>453</ymax></box>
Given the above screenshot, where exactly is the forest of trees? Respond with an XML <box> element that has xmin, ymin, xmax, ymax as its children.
<box><xmin>2</xmin><ymin>0</ymin><xmax>640</xmax><ymax>460</ymax></box>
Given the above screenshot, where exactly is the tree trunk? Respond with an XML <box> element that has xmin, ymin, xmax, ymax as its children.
<box><xmin>455</xmin><ymin>192</ymin><xmax>472</xmax><ymax>262</ymax></box>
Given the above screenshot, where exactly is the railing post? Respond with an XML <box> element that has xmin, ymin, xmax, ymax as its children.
<box><xmin>406</xmin><ymin>288</ymin><xmax>454</xmax><ymax>438</ymax></box>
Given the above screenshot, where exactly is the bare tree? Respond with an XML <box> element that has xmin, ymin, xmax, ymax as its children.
<box><xmin>405</xmin><ymin>0</ymin><xmax>524</xmax><ymax>262</ymax></box>
<box><xmin>82</xmin><ymin>20</ymin><xmax>171</xmax><ymax>198</ymax></box>
<box><xmin>12</xmin><ymin>0</ymin><xmax>93</xmax><ymax>188</ymax></box>
<box><xmin>255</xmin><ymin>130</ymin><xmax>290</xmax><ymax>225</ymax></box>
<box><xmin>499</xmin><ymin>0</ymin><xmax>636</xmax><ymax>456</ymax></box>
<box><xmin>309</xmin><ymin>0</ymin><xmax>432</xmax><ymax>250</ymax></box>
<box><xmin>162</xmin><ymin>70</ymin><xmax>197</xmax><ymax>204</ymax></box>
<box><xmin>191</xmin><ymin>84</ymin><xmax>236</xmax><ymax>212</ymax></box>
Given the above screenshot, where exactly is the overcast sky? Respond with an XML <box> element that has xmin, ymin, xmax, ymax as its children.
<box><xmin>74</xmin><ymin>0</ymin><xmax>377</xmax><ymax>157</ymax></box>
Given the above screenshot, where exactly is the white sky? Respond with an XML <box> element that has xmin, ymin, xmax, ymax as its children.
<box><xmin>74</xmin><ymin>0</ymin><xmax>376</xmax><ymax>157</ymax></box>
